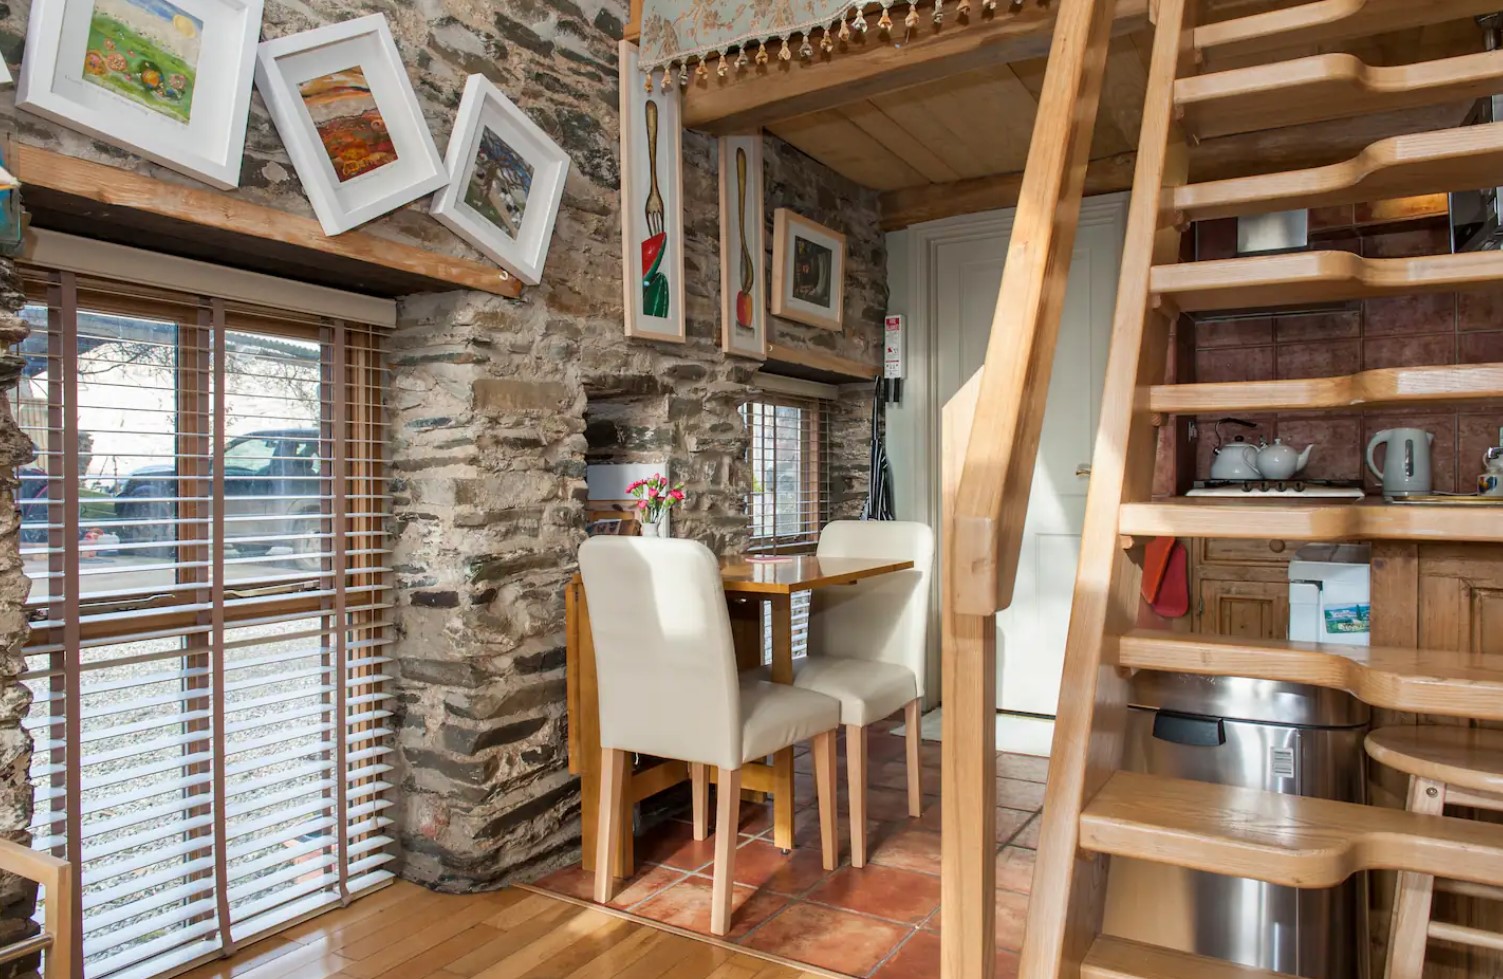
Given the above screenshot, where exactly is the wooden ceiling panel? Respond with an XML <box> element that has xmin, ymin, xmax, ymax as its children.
<box><xmin>837</xmin><ymin>102</ymin><xmax>964</xmax><ymax>184</ymax></box>
<box><xmin>768</xmin><ymin>110</ymin><xmax>929</xmax><ymax>191</ymax></box>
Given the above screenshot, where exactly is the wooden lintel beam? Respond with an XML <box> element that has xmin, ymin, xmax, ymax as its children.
<box><xmin>12</xmin><ymin>143</ymin><xmax>523</xmax><ymax>299</ymax></box>
<box><xmin>880</xmin><ymin>100</ymin><xmax>1475</xmax><ymax>229</ymax></box>
<box><xmin>681</xmin><ymin>0</ymin><xmax>1150</xmax><ymax>134</ymax></box>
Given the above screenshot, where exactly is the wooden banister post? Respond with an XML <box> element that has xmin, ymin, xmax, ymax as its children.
<box><xmin>939</xmin><ymin>1</ymin><xmax>1118</xmax><ymax>978</ymax></box>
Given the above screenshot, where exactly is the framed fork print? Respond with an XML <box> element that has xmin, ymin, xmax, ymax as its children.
<box><xmin>719</xmin><ymin>135</ymin><xmax>766</xmax><ymax>360</ymax></box>
<box><xmin>618</xmin><ymin>39</ymin><xmax>684</xmax><ymax>343</ymax></box>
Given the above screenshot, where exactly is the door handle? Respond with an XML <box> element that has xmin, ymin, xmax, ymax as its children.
<box><xmin>1076</xmin><ymin>464</ymin><xmax>1092</xmax><ymax>478</ymax></box>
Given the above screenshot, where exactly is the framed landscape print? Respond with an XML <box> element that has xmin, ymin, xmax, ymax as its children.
<box><xmin>431</xmin><ymin>74</ymin><xmax>569</xmax><ymax>285</ymax></box>
<box><xmin>618</xmin><ymin>40</ymin><xmax>684</xmax><ymax>343</ymax></box>
<box><xmin>719</xmin><ymin>135</ymin><xmax>766</xmax><ymax>360</ymax></box>
<box><xmin>256</xmin><ymin>14</ymin><xmax>446</xmax><ymax>236</ymax></box>
<box><xmin>17</xmin><ymin>0</ymin><xmax>264</xmax><ymax>189</ymax></box>
<box><xmin>772</xmin><ymin>208</ymin><xmax>846</xmax><ymax>332</ymax></box>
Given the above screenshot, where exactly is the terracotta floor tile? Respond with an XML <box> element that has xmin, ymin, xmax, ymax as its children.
<box><xmin>636</xmin><ymin>820</ymin><xmax>717</xmax><ymax>871</ymax></box>
<box><xmin>997</xmin><ymin>753</ymin><xmax>1049</xmax><ymax>783</ymax></box>
<box><xmin>806</xmin><ymin>865</ymin><xmax>941</xmax><ymax>925</ymax></box>
<box><xmin>996</xmin><ymin>777</ymin><xmax>1045</xmax><ymax>811</ymax></box>
<box><xmin>923</xmin><ymin>887</ymin><xmax>1031</xmax><ymax>950</ymax></box>
<box><xmin>870</xmin><ymin>759</ymin><xmax>940</xmax><ymax>796</ymax></box>
<box><xmin>1012</xmin><ymin>813</ymin><xmax>1041</xmax><ymax>850</ymax></box>
<box><xmin>629</xmin><ymin>875</ymin><xmax>787</xmax><ymax>941</ymax></box>
<box><xmin>716</xmin><ymin>840</ymin><xmax>836</xmax><ymax>895</ymax></box>
<box><xmin>997</xmin><ymin>807</ymin><xmax>1036</xmax><ymax>844</ymax></box>
<box><xmin>741</xmin><ymin>902</ymin><xmax>910</xmax><ymax>975</ymax></box>
<box><xmin>534</xmin><ymin>863</ymin><xmax>686</xmax><ymax>909</ymax></box>
<box><xmin>864</xmin><ymin>786</ymin><xmax>932</xmax><ymax>822</ymax></box>
<box><xmin>872</xmin><ymin>931</ymin><xmax>1020</xmax><ymax>979</ymax></box>
<box><xmin>996</xmin><ymin>846</ymin><xmax>1036</xmax><ymax>895</ymax></box>
<box><xmin>867</xmin><ymin>827</ymin><xmax>941</xmax><ymax>876</ymax></box>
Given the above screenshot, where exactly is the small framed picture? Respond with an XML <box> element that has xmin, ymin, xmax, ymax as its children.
<box><xmin>719</xmin><ymin>135</ymin><xmax>766</xmax><ymax>360</ymax></box>
<box><xmin>255</xmin><ymin>14</ymin><xmax>446</xmax><ymax>236</ymax></box>
<box><xmin>430</xmin><ymin>75</ymin><xmax>569</xmax><ymax>285</ymax></box>
<box><xmin>772</xmin><ymin>208</ymin><xmax>846</xmax><ymax>332</ymax></box>
<box><xmin>17</xmin><ymin>0</ymin><xmax>264</xmax><ymax>190</ymax></box>
<box><xmin>618</xmin><ymin>40</ymin><xmax>685</xmax><ymax>343</ymax></box>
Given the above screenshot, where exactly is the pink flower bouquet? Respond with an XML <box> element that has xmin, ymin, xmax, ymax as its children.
<box><xmin>626</xmin><ymin>473</ymin><xmax>686</xmax><ymax>526</ymax></box>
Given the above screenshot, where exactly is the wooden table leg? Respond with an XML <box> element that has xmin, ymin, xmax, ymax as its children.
<box><xmin>769</xmin><ymin>592</ymin><xmax>796</xmax><ymax>851</ymax></box>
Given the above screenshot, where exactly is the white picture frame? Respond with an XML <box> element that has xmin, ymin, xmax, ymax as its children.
<box><xmin>255</xmin><ymin>14</ymin><xmax>446</xmax><ymax>236</ymax></box>
<box><xmin>430</xmin><ymin>74</ymin><xmax>569</xmax><ymax>286</ymax></box>
<box><xmin>17</xmin><ymin>0</ymin><xmax>264</xmax><ymax>190</ymax></box>
<box><xmin>719</xmin><ymin>135</ymin><xmax>766</xmax><ymax>360</ymax></box>
<box><xmin>772</xmin><ymin>208</ymin><xmax>846</xmax><ymax>333</ymax></box>
<box><xmin>618</xmin><ymin>39</ymin><xmax>685</xmax><ymax>343</ymax></box>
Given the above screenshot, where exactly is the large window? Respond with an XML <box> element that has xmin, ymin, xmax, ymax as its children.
<box><xmin>13</xmin><ymin>269</ymin><xmax>392</xmax><ymax>979</ymax></box>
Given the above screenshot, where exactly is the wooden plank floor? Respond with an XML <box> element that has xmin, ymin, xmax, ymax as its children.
<box><xmin>176</xmin><ymin>881</ymin><xmax>833</xmax><ymax>979</ymax></box>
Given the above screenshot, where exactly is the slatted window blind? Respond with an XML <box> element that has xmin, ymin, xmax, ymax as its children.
<box><xmin>742</xmin><ymin>395</ymin><xmax>830</xmax><ymax>658</ymax></box>
<box><xmin>12</xmin><ymin>270</ymin><xmax>393</xmax><ymax>979</ymax></box>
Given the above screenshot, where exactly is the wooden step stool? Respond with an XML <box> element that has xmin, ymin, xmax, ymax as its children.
<box><xmin>1367</xmin><ymin>726</ymin><xmax>1503</xmax><ymax>979</ymax></box>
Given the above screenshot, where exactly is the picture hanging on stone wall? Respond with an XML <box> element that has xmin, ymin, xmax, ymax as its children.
<box><xmin>719</xmin><ymin>135</ymin><xmax>766</xmax><ymax>360</ymax></box>
<box><xmin>618</xmin><ymin>40</ymin><xmax>685</xmax><ymax>344</ymax></box>
<box><xmin>17</xmin><ymin>0</ymin><xmax>264</xmax><ymax>190</ymax></box>
<box><xmin>772</xmin><ymin>208</ymin><xmax>845</xmax><ymax>333</ymax></box>
<box><xmin>255</xmin><ymin>14</ymin><xmax>446</xmax><ymax>236</ymax></box>
<box><xmin>431</xmin><ymin>74</ymin><xmax>570</xmax><ymax>286</ymax></box>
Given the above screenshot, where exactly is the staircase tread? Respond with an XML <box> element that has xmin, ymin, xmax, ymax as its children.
<box><xmin>1172</xmin><ymin>122</ymin><xmax>1503</xmax><ymax>222</ymax></box>
<box><xmin>1176</xmin><ymin>50</ymin><xmax>1503</xmax><ymax>139</ymax></box>
<box><xmin>1145</xmin><ymin>362</ymin><xmax>1503</xmax><ymax>413</ymax></box>
<box><xmin>1150</xmin><ymin>250</ymin><xmax>1503</xmax><ymax>312</ymax></box>
<box><xmin>1119</xmin><ymin>499</ymin><xmax>1503</xmax><ymax>543</ymax></box>
<box><xmin>1113</xmin><ymin>630</ymin><xmax>1503</xmax><ymax>720</ymax></box>
<box><xmin>1080</xmin><ymin>771</ymin><xmax>1503</xmax><ymax>889</ymax></box>
<box><xmin>1084</xmin><ymin>936</ymin><xmax>1295</xmax><ymax>979</ymax></box>
<box><xmin>1192</xmin><ymin>0</ymin><xmax>1503</xmax><ymax>61</ymax></box>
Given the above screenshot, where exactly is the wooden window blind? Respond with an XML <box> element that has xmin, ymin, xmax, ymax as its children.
<box><xmin>12</xmin><ymin>269</ymin><xmax>393</xmax><ymax>979</ymax></box>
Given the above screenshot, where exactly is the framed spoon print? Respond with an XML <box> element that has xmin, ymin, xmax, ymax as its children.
<box><xmin>719</xmin><ymin>135</ymin><xmax>766</xmax><ymax>360</ymax></box>
<box><xmin>618</xmin><ymin>40</ymin><xmax>685</xmax><ymax>343</ymax></box>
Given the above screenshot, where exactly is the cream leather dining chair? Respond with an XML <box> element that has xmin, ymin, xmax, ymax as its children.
<box><xmin>798</xmin><ymin>519</ymin><xmax>934</xmax><ymax>867</ymax></box>
<box><xmin>578</xmin><ymin>536</ymin><xmax>841</xmax><ymax>935</ymax></box>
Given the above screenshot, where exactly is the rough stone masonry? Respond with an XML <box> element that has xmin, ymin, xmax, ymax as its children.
<box><xmin>0</xmin><ymin>0</ymin><xmax>887</xmax><ymax>904</ymax></box>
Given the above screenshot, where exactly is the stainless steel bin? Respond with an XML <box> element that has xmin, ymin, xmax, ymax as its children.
<box><xmin>1101</xmin><ymin>672</ymin><xmax>1370</xmax><ymax>979</ymax></box>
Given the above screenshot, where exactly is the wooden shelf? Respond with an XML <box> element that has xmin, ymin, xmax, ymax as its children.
<box><xmin>764</xmin><ymin>343</ymin><xmax>879</xmax><ymax>384</ymax></box>
<box><xmin>1084</xmin><ymin>936</ymin><xmax>1291</xmax><ymax>979</ymax></box>
<box><xmin>1111</xmin><ymin>631</ymin><xmax>1503</xmax><ymax>721</ymax></box>
<box><xmin>13</xmin><ymin>143</ymin><xmax>521</xmax><ymax>300</ymax></box>
<box><xmin>1145</xmin><ymin>362</ymin><xmax>1503</xmax><ymax>413</ymax></box>
<box><xmin>1080</xmin><ymin>771</ymin><xmax>1503</xmax><ymax>889</ymax></box>
<box><xmin>1118</xmin><ymin>500</ymin><xmax>1503</xmax><ymax>544</ymax></box>
<box><xmin>1184</xmin><ymin>51</ymin><xmax>1503</xmax><ymax>141</ymax></box>
<box><xmin>1177</xmin><ymin>51</ymin><xmax>1503</xmax><ymax>140</ymax></box>
<box><xmin>1150</xmin><ymin>250</ymin><xmax>1503</xmax><ymax>312</ymax></box>
<box><xmin>1173</xmin><ymin>123</ymin><xmax>1503</xmax><ymax>222</ymax></box>
<box><xmin>1193</xmin><ymin>0</ymin><xmax>1503</xmax><ymax>62</ymax></box>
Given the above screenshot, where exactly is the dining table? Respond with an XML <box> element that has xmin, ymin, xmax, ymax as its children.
<box><xmin>566</xmin><ymin>552</ymin><xmax>916</xmax><ymax>878</ymax></box>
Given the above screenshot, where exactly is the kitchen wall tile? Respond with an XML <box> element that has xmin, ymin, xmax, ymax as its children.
<box><xmin>1456</xmin><ymin>288</ymin><xmax>1503</xmax><ymax>333</ymax></box>
<box><xmin>1460</xmin><ymin>331</ymin><xmax>1503</xmax><ymax>364</ymax></box>
<box><xmin>1362</xmin><ymin>225</ymin><xmax>1449</xmax><ymax>258</ymax></box>
<box><xmin>1363</xmin><ymin>333</ymin><xmax>1455</xmax><ymax>371</ymax></box>
<box><xmin>1361</xmin><ymin>413</ymin><xmax>1457</xmax><ymax>494</ymax></box>
<box><xmin>1307</xmin><ymin>205</ymin><xmax>1355</xmax><ymax>233</ymax></box>
<box><xmin>1276</xmin><ymin>339</ymin><xmax>1361</xmax><ymax>379</ymax></box>
<box><xmin>1194</xmin><ymin>318</ymin><xmax>1274</xmax><ymax>349</ymax></box>
<box><xmin>1362</xmin><ymin>293</ymin><xmax>1455</xmax><ymax>336</ymax></box>
<box><xmin>1273</xmin><ymin>309</ymin><xmax>1362</xmax><ymax>343</ymax></box>
<box><xmin>1195</xmin><ymin>345</ymin><xmax>1275</xmax><ymax>383</ymax></box>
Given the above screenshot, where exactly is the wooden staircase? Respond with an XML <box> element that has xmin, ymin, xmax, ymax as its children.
<box><xmin>1006</xmin><ymin>1</ymin><xmax>1503</xmax><ymax>977</ymax></box>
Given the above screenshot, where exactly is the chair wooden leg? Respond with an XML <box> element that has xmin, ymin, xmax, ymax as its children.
<box><xmin>594</xmin><ymin>748</ymin><xmax>628</xmax><ymax>904</ymax></box>
<box><xmin>690</xmin><ymin>763</ymin><xmax>709</xmax><ymax>841</ymax></box>
<box><xmin>812</xmin><ymin>730</ymin><xmax>839</xmax><ymax>871</ymax></box>
<box><xmin>905</xmin><ymin>699</ymin><xmax>922</xmax><ymax>818</ymax></box>
<box><xmin>1386</xmin><ymin>775</ymin><xmax>1445</xmax><ymax>979</ymax></box>
<box><xmin>847</xmin><ymin>723</ymin><xmax>868</xmax><ymax>868</ymax></box>
<box><xmin>711</xmin><ymin>767</ymin><xmax>742</xmax><ymax>937</ymax></box>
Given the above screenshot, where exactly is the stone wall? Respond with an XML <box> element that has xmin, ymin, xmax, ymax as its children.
<box><xmin>0</xmin><ymin>0</ymin><xmax>886</xmax><ymax>896</ymax></box>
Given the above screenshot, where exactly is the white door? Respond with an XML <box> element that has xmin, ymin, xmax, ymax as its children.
<box><xmin>933</xmin><ymin>200</ymin><xmax>1124</xmax><ymax>744</ymax></box>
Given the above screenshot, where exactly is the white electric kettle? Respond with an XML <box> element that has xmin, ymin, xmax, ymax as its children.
<box><xmin>1367</xmin><ymin>428</ymin><xmax>1433</xmax><ymax>497</ymax></box>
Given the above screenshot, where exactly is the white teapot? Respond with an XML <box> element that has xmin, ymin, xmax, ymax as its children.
<box><xmin>1256</xmin><ymin>438</ymin><xmax>1314</xmax><ymax>480</ymax></box>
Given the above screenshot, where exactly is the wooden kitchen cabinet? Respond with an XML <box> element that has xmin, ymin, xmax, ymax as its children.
<box><xmin>1189</xmin><ymin>538</ymin><xmax>1292</xmax><ymax>640</ymax></box>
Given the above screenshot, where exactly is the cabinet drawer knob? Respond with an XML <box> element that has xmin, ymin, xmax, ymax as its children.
<box><xmin>1269</xmin><ymin>540</ymin><xmax>1286</xmax><ymax>554</ymax></box>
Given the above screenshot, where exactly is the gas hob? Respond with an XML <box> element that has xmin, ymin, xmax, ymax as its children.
<box><xmin>1186</xmin><ymin>479</ymin><xmax>1366</xmax><ymax>499</ymax></box>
